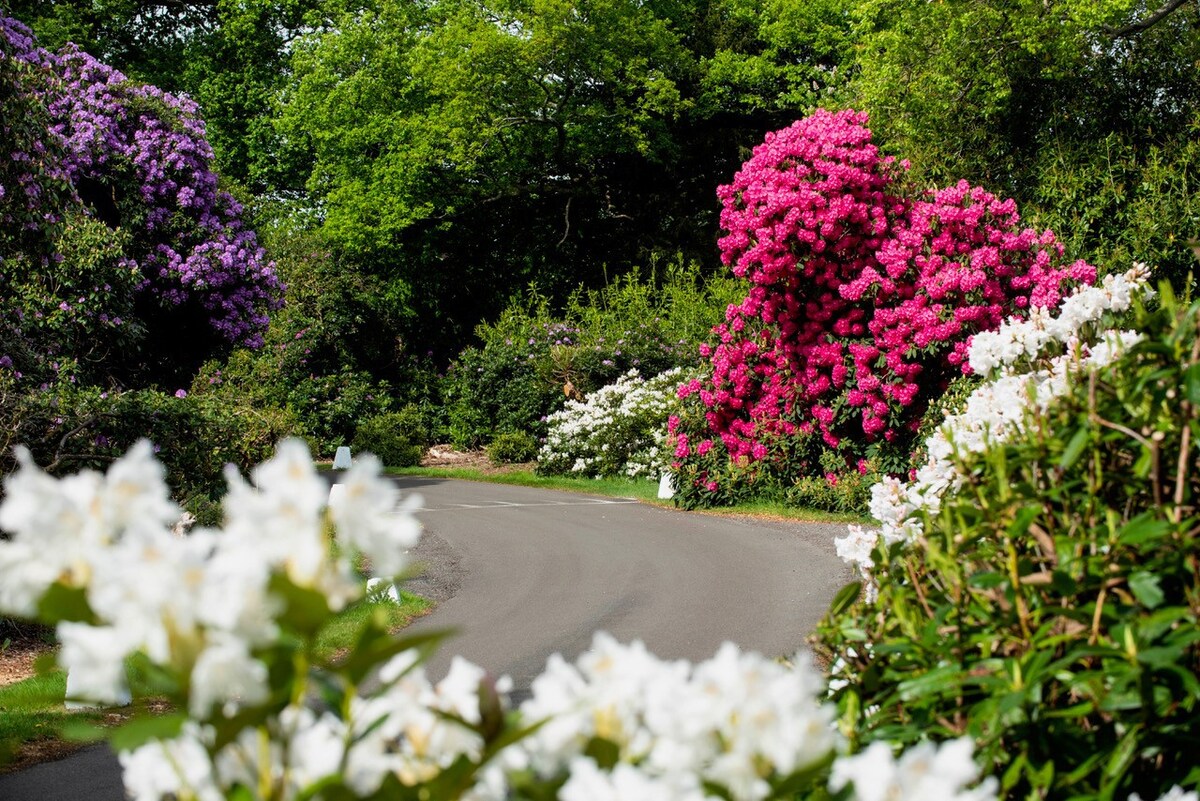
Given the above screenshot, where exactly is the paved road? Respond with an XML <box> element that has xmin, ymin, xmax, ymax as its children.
<box><xmin>0</xmin><ymin>477</ymin><xmax>850</xmax><ymax>800</ymax></box>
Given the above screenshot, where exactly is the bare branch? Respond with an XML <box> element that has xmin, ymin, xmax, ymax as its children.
<box><xmin>557</xmin><ymin>195</ymin><xmax>572</xmax><ymax>247</ymax></box>
<box><xmin>1103</xmin><ymin>0</ymin><xmax>1192</xmax><ymax>38</ymax></box>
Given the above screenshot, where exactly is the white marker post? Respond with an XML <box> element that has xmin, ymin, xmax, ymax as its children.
<box><xmin>329</xmin><ymin>446</ymin><xmax>352</xmax><ymax>506</ymax></box>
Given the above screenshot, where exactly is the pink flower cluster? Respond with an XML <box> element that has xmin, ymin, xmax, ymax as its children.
<box><xmin>676</xmin><ymin>110</ymin><xmax>1094</xmax><ymax>464</ymax></box>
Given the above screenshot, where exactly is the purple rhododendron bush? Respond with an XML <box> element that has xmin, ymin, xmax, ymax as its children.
<box><xmin>0</xmin><ymin>15</ymin><xmax>282</xmax><ymax>386</ymax></box>
<box><xmin>0</xmin><ymin>16</ymin><xmax>286</xmax><ymax>499</ymax></box>
<box><xmin>669</xmin><ymin>109</ymin><xmax>1096</xmax><ymax>507</ymax></box>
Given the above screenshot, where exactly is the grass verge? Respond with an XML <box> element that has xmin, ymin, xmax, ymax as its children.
<box><xmin>314</xmin><ymin>591</ymin><xmax>432</xmax><ymax>664</ymax></box>
<box><xmin>0</xmin><ymin>592</ymin><xmax>432</xmax><ymax>773</ymax></box>
<box><xmin>389</xmin><ymin>465</ymin><xmax>868</xmax><ymax>524</ymax></box>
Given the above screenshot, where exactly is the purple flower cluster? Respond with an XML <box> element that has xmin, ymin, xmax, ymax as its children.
<box><xmin>0</xmin><ymin>17</ymin><xmax>72</xmax><ymax>245</ymax></box>
<box><xmin>1</xmin><ymin>16</ymin><xmax>282</xmax><ymax>349</ymax></box>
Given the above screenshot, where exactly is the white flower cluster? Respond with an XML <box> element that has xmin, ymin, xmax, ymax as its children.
<box><xmin>1131</xmin><ymin>788</ymin><xmax>1200</xmax><ymax>801</ymax></box>
<box><xmin>967</xmin><ymin>266</ymin><xmax>1149</xmax><ymax>375</ymax></box>
<box><xmin>830</xmin><ymin>738</ymin><xmax>998</xmax><ymax>801</ymax></box>
<box><xmin>479</xmin><ymin>633</ymin><xmax>839</xmax><ymax>801</ymax></box>
<box><xmin>92</xmin><ymin>619</ymin><xmax>1000</xmax><ymax>801</ymax></box>
<box><xmin>836</xmin><ymin>265</ymin><xmax>1153</xmax><ymax>595</ymax></box>
<box><xmin>0</xmin><ymin>439</ymin><xmax>421</xmax><ymax>710</ymax></box>
<box><xmin>120</xmin><ymin>655</ymin><xmax>498</xmax><ymax>801</ymax></box>
<box><xmin>538</xmin><ymin>368</ymin><xmax>685</xmax><ymax>479</ymax></box>
<box><xmin>0</xmin><ymin>439</ymin><xmax>1006</xmax><ymax>800</ymax></box>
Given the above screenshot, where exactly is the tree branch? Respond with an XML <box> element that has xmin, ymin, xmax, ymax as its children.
<box><xmin>557</xmin><ymin>195</ymin><xmax>572</xmax><ymax>247</ymax></box>
<box><xmin>1103</xmin><ymin>0</ymin><xmax>1192</xmax><ymax>38</ymax></box>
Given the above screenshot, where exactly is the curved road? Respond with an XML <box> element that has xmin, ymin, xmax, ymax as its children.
<box><xmin>0</xmin><ymin>477</ymin><xmax>851</xmax><ymax>800</ymax></box>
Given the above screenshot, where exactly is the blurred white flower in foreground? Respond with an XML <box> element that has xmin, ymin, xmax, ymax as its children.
<box><xmin>1130</xmin><ymin>788</ymin><xmax>1199</xmax><ymax>801</ymax></box>
<box><xmin>3</xmin><ymin>437</ymin><xmax>1015</xmax><ymax>801</ymax></box>
<box><xmin>0</xmin><ymin>437</ymin><xmax>422</xmax><ymax>712</ymax></box>
<box><xmin>830</xmin><ymin>738</ymin><xmax>999</xmax><ymax>801</ymax></box>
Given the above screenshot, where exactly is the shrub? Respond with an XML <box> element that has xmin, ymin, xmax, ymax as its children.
<box><xmin>182</xmin><ymin>492</ymin><xmax>222</xmax><ymax>528</ymax></box>
<box><xmin>443</xmin><ymin>312</ymin><xmax>568</xmax><ymax>450</ymax></box>
<box><xmin>487</xmin><ymin>431</ymin><xmax>538</xmax><ymax>465</ymax></box>
<box><xmin>538</xmin><ymin>368</ymin><xmax>685</xmax><ymax>479</ymax></box>
<box><xmin>786</xmin><ymin>468</ymin><xmax>878</xmax><ymax>515</ymax></box>
<box><xmin>814</xmin><ymin>268</ymin><xmax>1199</xmax><ymax>800</ymax></box>
<box><xmin>0</xmin><ymin>380</ymin><xmax>297</xmax><ymax>502</ymax></box>
<box><xmin>283</xmin><ymin>369</ymin><xmax>394</xmax><ymax>457</ymax></box>
<box><xmin>443</xmin><ymin>260</ymin><xmax>745</xmax><ymax>448</ymax></box>
<box><xmin>670</xmin><ymin>109</ymin><xmax>1096</xmax><ymax>505</ymax></box>
<box><xmin>352</xmin><ymin>412</ymin><xmax>425</xmax><ymax>468</ymax></box>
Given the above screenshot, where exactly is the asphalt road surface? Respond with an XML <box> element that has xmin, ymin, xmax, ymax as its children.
<box><xmin>0</xmin><ymin>477</ymin><xmax>851</xmax><ymax>800</ymax></box>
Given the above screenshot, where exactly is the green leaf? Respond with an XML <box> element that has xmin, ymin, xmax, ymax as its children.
<box><xmin>340</xmin><ymin>629</ymin><xmax>449</xmax><ymax>685</ymax></box>
<box><xmin>829</xmin><ymin>581</ymin><xmax>862</xmax><ymax>616</ymax></box>
<box><xmin>583</xmin><ymin>736</ymin><xmax>621</xmax><ymax>770</ymax></box>
<box><xmin>767</xmin><ymin>752</ymin><xmax>836</xmax><ymax>798</ymax></box>
<box><xmin>1007</xmin><ymin>504</ymin><xmax>1041</xmax><ymax>537</ymax></box>
<box><xmin>269</xmin><ymin>573</ymin><xmax>334</xmax><ymax>636</ymax></box>
<box><xmin>1104</xmin><ymin>728</ymin><xmax>1139</xmax><ymax>782</ymax></box>
<box><xmin>227</xmin><ymin>787</ymin><xmax>257</xmax><ymax>801</ymax></box>
<box><xmin>1117</xmin><ymin>514</ymin><xmax>1171</xmax><ymax>546</ymax></box>
<box><xmin>968</xmin><ymin>571</ymin><xmax>1007</xmax><ymax>589</ymax></box>
<box><xmin>1137</xmin><ymin>646</ymin><xmax>1184</xmax><ymax>669</ymax></box>
<box><xmin>897</xmin><ymin>664</ymin><xmax>963</xmax><ymax>702</ymax></box>
<box><xmin>36</xmin><ymin>583</ymin><xmax>97</xmax><ymax>625</ymax></box>
<box><xmin>1128</xmin><ymin>571</ymin><xmax>1165</xmax><ymax>609</ymax></box>
<box><xmin>701</xmin><ymin>780</ymin><xmax>736</xmax><ymax>801</ymax></box>
<box><xmin>1050</xmin><ymin>570</ymin><xmax>1077</xmax><ymax>596</ymax></box>
<box><xmin>1058</xmin><ymin>427</ymin><xmax>1090</xmax><ymax>470</ymax></box>
<box><xmin>108</xmin><ymin>712</ymin><xmax>188</xmax><ymax>751</ymax></box>
<box><xmin>1184</xmin><ymin>363</ymin><xmax>1200</xmax><ymax>404</ymax></box>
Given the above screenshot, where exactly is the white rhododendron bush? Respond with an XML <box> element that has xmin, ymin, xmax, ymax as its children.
<box><xmin>0</xmin><ymin>437</ymin><xmax>999</xmax><ymax>801</ymax></box>
<box><xmin>818</xmin><ymin>263</ymin><xmax>1200</xmax><ymax>800</ymax></box>
<box><xmin>537</xmin><ymin>367</ymin><xmax>684</xmax><ymax>479</ymax></box>
<box><xmin>835</xmin><ymin>264</ymin><xmax>1153</xmax><ymax>595</ymax></box>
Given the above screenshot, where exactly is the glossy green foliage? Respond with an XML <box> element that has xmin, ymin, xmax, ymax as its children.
<box><xmin>0</xmin><ymin>379</ymin><xmax>298</xmax><ymax>503</ymax></box>
<box><xmin>353</xmin><ymin>409</ymin><xmax>428</xmax><ymax>467</ymax></box>
<box><xmin>815</xmin><ymin>285</ymin><xmax>1200</xmax><ymax>800</ymax></box>
<box><xmin>487</xmin><ymin>431</ymin><xmax>539</xmax><ymax>464</ymax></box>
<box><xmin>442</xmin><ymin>260</ymin><xmax>743</xmax><ymax>448</ymax></box>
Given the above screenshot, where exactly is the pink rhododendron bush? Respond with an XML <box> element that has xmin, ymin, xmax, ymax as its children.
<box><xmin>669</xmin><ymin>109</ymin><xmax>1096</xmax><ymax>507</ymax></box>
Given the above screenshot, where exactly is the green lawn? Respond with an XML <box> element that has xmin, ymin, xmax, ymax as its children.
<box><xmin>0</xmin><ymin>669</ymin><xmax>80</xmax><ymax>766</ymax></box>
<box><xmin>388</xmin><ymin>465</ymin><xmax>868</xmax><ymax>524</ymax></box>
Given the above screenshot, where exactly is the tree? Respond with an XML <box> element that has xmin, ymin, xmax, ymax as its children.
<box><xmin>849</xmin><ymin>0</ymin><xmax>1200</xmax><ymax>287</ymax></box>
<box><xmin>6</xmin><ymin>0</ymin><xmax>329</xmax><ymax>191</ymax></box>
<box><xmin>278</xmin><ymin>0</ymin><xmax>854</xmax><ymax>354</ymax></box>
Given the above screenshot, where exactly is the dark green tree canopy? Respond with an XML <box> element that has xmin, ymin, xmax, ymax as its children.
<box><xmin>11</xmin><ymin>0</ymin><xmax>1195</xmax><ymax>369</ymax></box>
<box><xmin>278</xmin><ymin>0</ymin><xmax>851</xmax><ymax>352</ymax></box>
<box><xmin>849</xmin><ymin>0</ymin><xmax>1200</xmax><ymax>286</ymax></box>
